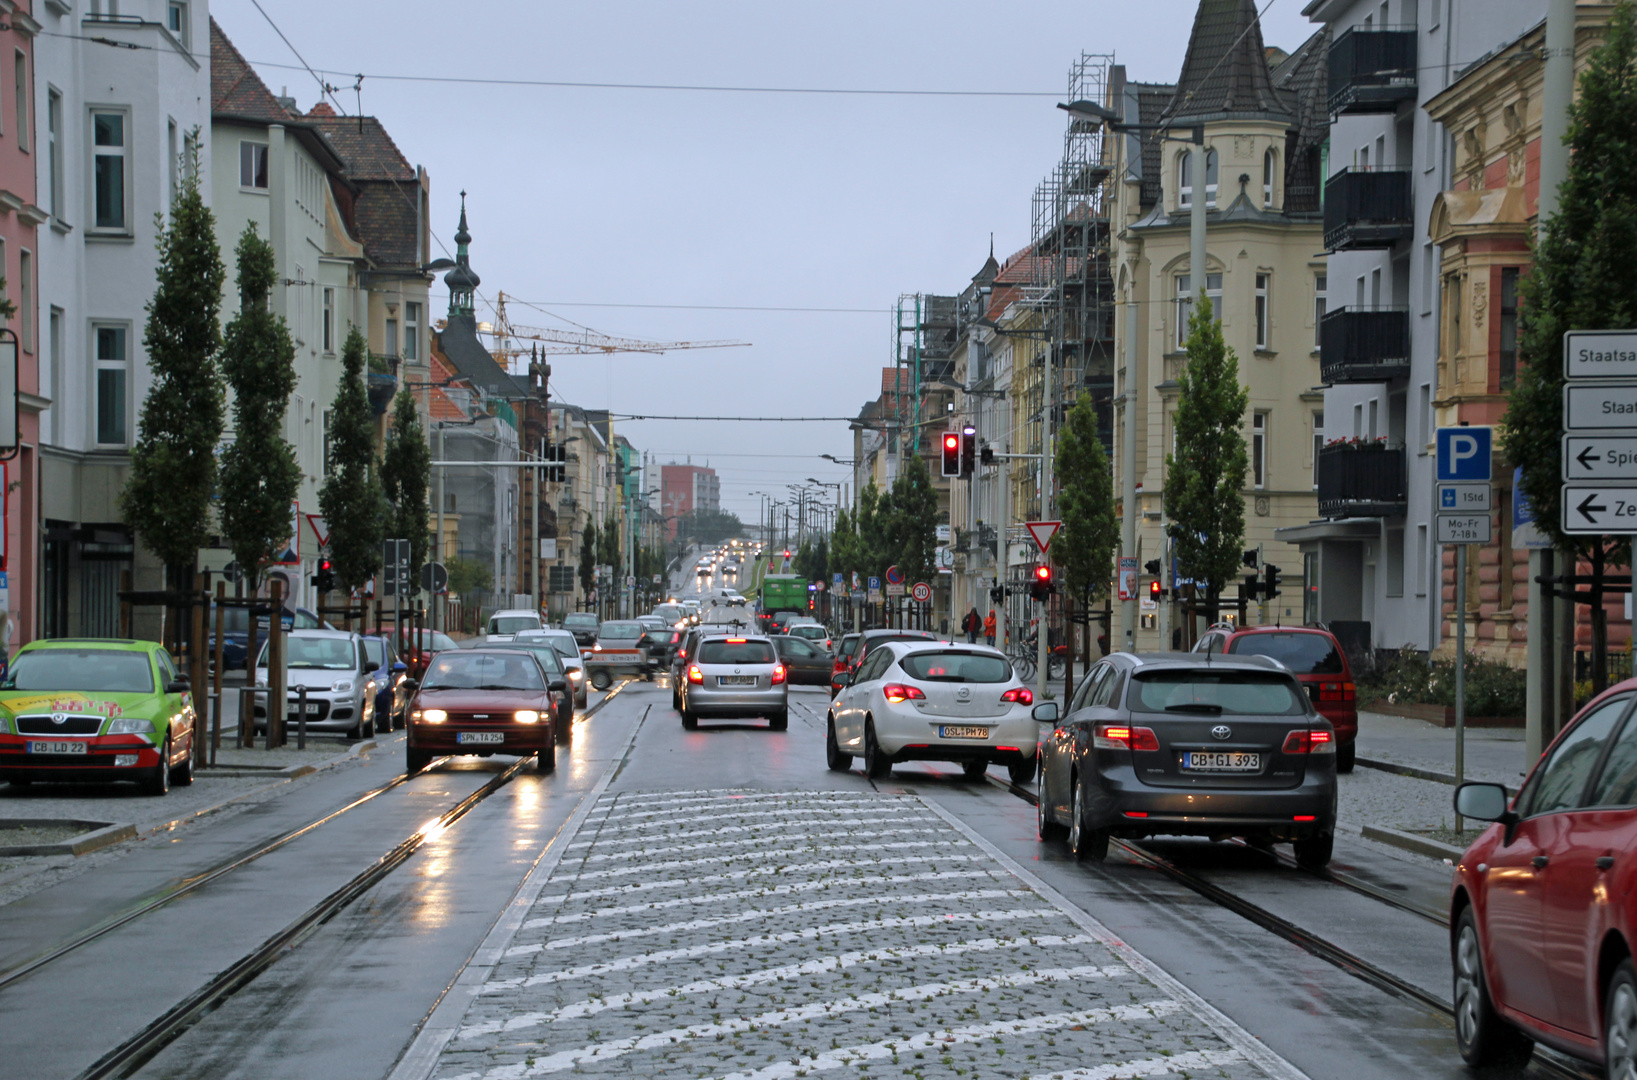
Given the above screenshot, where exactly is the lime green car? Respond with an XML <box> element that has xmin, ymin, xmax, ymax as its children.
<box><xmin>0</xmin><ymin>639</ymin><xmax>198</xmax><ymax>795</ymax></box>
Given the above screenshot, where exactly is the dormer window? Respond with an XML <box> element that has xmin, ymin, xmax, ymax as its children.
<box><xmin>1263</xmin><ymin>148</ymin><xmax>1277</xmax><ymax>207</ymax></box>
<box><xmin>1178</xmin><ymin>149</ymin><xmax>1218</xmax><ymax>209</ymax></box>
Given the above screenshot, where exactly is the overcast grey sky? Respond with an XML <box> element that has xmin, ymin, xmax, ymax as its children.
<box><xmin>218</xmin><ymin>0</ymin><xmax>1321</xmax><ymax>523</ymax></box>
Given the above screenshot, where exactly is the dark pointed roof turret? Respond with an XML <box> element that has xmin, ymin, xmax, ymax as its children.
<box><xmin>444</xmin><ymin>191</ymin><xmax>481</xmax><ymax>317</ymax></box>
<box><xmin>1163</xmin><ymin>0</ymin><xmax>1293</xmax><ymax>126</ymax></box>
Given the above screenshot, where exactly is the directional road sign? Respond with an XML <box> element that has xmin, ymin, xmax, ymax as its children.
<box><xmin>1564</xmin><ymin>382</ymin><xmax>1637</xmax><ymax>430</ymax></box>
<box><xmin>1564</xmin><ymin>330</ymin><xmax>1637</xmax><ymax>380</ymax></box>
<box><xmin>1436</xmin><ymin>514</ymin><xmax>1493</xmax><ymax>544</ymax></box>
<box><xmin>1435</xmin><ymin>427</ymin><xmax>1492</xmax><ymax>482</ymax></box>
<box><xmin>1561</xmin><ymin>484</ymin><xmax>1637</xmax><ymax>533</ymax></box>
<box><xmin>1562</xmin><ymin>434</ymin><xmax>1637</xmax><ymax>480</ymax></box>
<box><xmin>1437</xmin><ymin>483</ymin><xmax>1492</xmax><ymax>513</ymax></box>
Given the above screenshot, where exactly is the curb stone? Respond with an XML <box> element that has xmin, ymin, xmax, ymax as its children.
<box><xmin>1357</xmin><ymin>821</ymin><xmax>1466</xmax><ymax>862</ymax></box>
<box><xmin>0</xmin><ymin>819</ymin><xmax>136</xmax><ymax>857</ymax></box>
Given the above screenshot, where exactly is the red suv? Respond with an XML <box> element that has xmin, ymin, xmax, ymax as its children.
<box><xmin>1449</xmin><ymin>679</ymin><xmax>1637</xmax><ymax>1075</ymax></box>
<box><xmin>1193</xmin><ymin>625</ymin><xmax>1357</xmax><ymax>772</ymax></box>
<box><xmin>829</xmin><ymin>629</ymin><xmax>937</xmax><ymax>697</ymax></box>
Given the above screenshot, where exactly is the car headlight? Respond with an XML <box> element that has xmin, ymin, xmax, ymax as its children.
<box><xmin>332</xmin><ymin>680</ymin><xmax>354</xmax><ymax>693</ymax></box>
<box><xmin>108</xmin><ymin>717</ymin><xmax>155</xmax><ymax>735</ymax></box>
<box><xmin>0</xmin><ymin>713</ymin><xmax>10</xmax><ymax>734</ymax></box>
<box><xmin>514</xmin><ymin>710</ymin><xmax>540</xmax><ymax>724</ymax></box>
<box><xmin>415</xmin><ymin>709</ymin><xmax>447</xmax><ymax>723</ymax></box>
<box><xmin>568</xmin><ymin>669</ymin><xmax>584</xmax><ymax>681</ymax></box>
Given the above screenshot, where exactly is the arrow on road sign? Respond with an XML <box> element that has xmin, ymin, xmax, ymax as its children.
<box><xmin>1561</xmin><ymin>484</ymin><xmax>1637</xmax><ymax>533</ymax></box>
<box><xmin>1562</xmin><ymin>434</ymin><xmax>1637</xmax><ymax>480</ymax></box>
<box><xmin>1578</xmin><ymin>491</ymin><xmax>1608</xmax><ymax>521</ymax></box>
<box><xmin>1025</xmin><ymin>521</ymin><xmax>1062</xmax><ymax>552</ymax></box>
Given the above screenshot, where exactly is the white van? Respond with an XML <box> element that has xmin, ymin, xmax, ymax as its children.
<box><xmin>486</xmin><ymin>608</ymin><xmax>543</xmax><ymax>643</ymax></box>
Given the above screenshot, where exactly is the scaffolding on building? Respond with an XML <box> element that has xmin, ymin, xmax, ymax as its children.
<box><xmin>892</xmin><ymin>293</ymin><xmax>959</xmax><ymax>455</ymax></box>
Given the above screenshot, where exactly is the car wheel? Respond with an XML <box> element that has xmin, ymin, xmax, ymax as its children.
<box><xmin>406</xmin><ymin>746</ymin><xmax>434</xmax><ymax>773</ymax></box>
<box><xmin>1008</xmin><ymin>757</ymin><xmax>1036</xmax><ymax>786</ymax></box>
<box><xmin>1293</xmin><ymin>831</ymin><xmax>1334</xmax><ymax>870</ymax></box>
<box><xmin>590</xmin><ymin>670</ymin><xmax>612</xmax><ymax>691</ymax></box>
<box><xmin>1606</xmin><ymin>960</ymin><xmax>1637</xmax><ymax>1080</ymax></box>
<box><xmin>826</xmin><ymin>718</ymin><xmax>853</xmax><ymax>772</ymax></box>
<box><xmin>769</xmin><ymin>711</ymin><xmax>789</xmax><ymax>732</ymax></box>
<box><xmin>1336</xmin><ymin>741</ymin><xmax>1356</xmax><ymax>773</ymax></box>
<box><xmin>961</xmin><ymin>759</ymin><xmax>988</xmax><ymax>780</ymax></box>
<box><xmin>863</xmin><ymin>720</ymin><xmax>892</xmax><ymax>779</ymax></box>
<box><xmin>1453</xmin><ymin>908</ymin><xmax>1535</xmax><ymax>1068</ymax></box>
<box><xmin>681</xmin><ymin>710</ymin><xmax>698</xmax><ymax>731</ymax></box>
<box><xmin>1067</xmin><ymin>776</ymin><xmax>1108</xmax><ymax>861</ymax></box>
<box><xmin>1036</xmin><ymin>781</ymin><xmax>1067</xmax><ymax>841</ymax></box>
<box><xmin>671</xmin><ymin>689</ymin><xmax>681</xmax><ymax>711</ymax></box>
<box><xmin>537</xmin><ymin>743</ymin><xmax>556</xmax><ymax>773</ymax></box>
<box><xmin>144</xmin><ymin>737</ymin><xmax>172</xmax><ymax>796</ymax></box>
<box><xmin>173</xmin><ymin>729</ymin><xmax>196</xmax><ymax>787</ymax></box>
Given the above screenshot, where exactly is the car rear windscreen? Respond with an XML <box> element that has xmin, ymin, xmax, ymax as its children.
<box><xmin>599</xmin><ymin>622</ymin><xmax>643</xmax><ymax>639</ymax></box>
<box><xmin>900</xmin><ymin>653</ymin><xmax>1011</xmax><ymax>683</ymax></box>
<box><xmin>698</xmin><ymin>641</ymin><xmax>777</xmax><ymax>665</ymax></box>
<box><xmin>1227</xmin><ymin>632</ymin><xmax>1344</xmax><ymax>674</ymax></box>
<box><xmin>563</xmin><ymin>614</ymin><xmax>599</xmax><ymax>627</ymax></box>
<box><xmin>1131</xmin><ymin>671</ymin><xmax>1306</xmax><ymax>716</ymax></box>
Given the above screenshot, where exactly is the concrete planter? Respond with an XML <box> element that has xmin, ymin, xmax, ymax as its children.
<box><xmin>1365</xmin><ymin>699</ymin><xmax>1524</xmax><ymax>728</ymax></box>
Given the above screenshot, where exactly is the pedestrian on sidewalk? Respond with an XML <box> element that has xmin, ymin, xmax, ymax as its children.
<box><xmin>984</xmin><ymin>610</ymin><xmax>996</xmax><ymax>647</ymax></box>
<box><xmin>962</xmin><ymin>606</ymin><xmax>981</xmax><ymax>644</ymax></box>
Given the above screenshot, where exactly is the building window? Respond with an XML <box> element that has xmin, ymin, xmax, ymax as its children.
<box><xmin>46</xmin><ymin>89</ymin><xmax>61</xmax><ymax>221</ymax></box>
<box><xmin>14</xmin><ymin>51</ymin><xmax>27</xmax><ymax>153</ymax></box>
<box><xmin>404</xmin><ymin>301</ymin><xmax>420</xmax><ymax>361</ymax></box>
<box><xmin>1499</xmin><ymin>267</ymin><xmax>1520</xmax><ymax>390</ymax></box>
<box><xmin>322</xmin><ymin>408</ymin><xmax>332</xmax><ymax>474</ymax></box>
<box><xmin>1312</xmin><ymin>410</ymin><xmax>1324</xmax><ymax>490</ymax></box>
<box><xmin>1174</xmin><ymin>272</ymin><xmax>1222</xmax><ymax>348</ymax></box>
<box><xmin>167</xmin><ymin>119</ymin><xmax>176</xmax><ymax>204</ymax></box>
<box><xmin>94</xmin><ymin>324</ymin><xmax>127</xmax><ymax>445</ymax></box>
<box><xmin>1386</xmin><ymin>526</ymin><xmax>1405</xmax><ymax>597</ymax></box>
<box><xmin>19</xmin><ymin>249</ymin><xmax>32</xmax><ymax>353</ymax></box>
<box><xmin>321</xmin><ymin>287</ymin><xmax>334</xmax><ymax>353</ymax></box>
<box><xmin>1178</xmin><ymin>148</ymin><xmax>1219</xmax><ymax>209</ymax></box>
<box><xmin>384</xmin><ymin>317</ymin><xmax>399</xmax><ymax>359</ymax></box>
<box><xmin>1252</xmin><ymin>412</ymin><xmax>1268</xmax><ymax>489</ymax></box>
<box><xmin>1255</xmin><ymin>273</ymin><xmax>1270</xmax><ymax>349</ymax></box>
<box><xmin>1313</xmin><ymin>273</ymin><xmax>1327</xmax><ymax>349</ymax></box>
<box><xmin>47</xmin><ymin>307</ymin><xmax>61</xmax><ymax>444</ymax></box>
<box><xmin>1262</xmin><ymin>148</ymin><xmax>1276</xmax><ymax>207</ymax></box>
<box><xmin>182</xmin><ymin>129</ymin><xmax>197</xmax><ymax>183</ymax></box>
<box><xmin>91</xmin><ymin>109</ymin><xmax>128</xmax><ymax>231</ymax></box>
<box><xmin>1447</xmin><ymin>273</ymin><xmax>1463</xmax><ymax>354</ymax></box>
<box><xmin>166</xmin><ymin>2</ymin><xmax>188</xmax><ymax>46</ymax></box>
<box><xmin>240</xmin><ymin>141</ymin><xmax>268</xmax><ymax>190</ymax></box>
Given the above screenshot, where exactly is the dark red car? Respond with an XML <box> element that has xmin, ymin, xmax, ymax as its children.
<box><xmin>1450</xmin><ymin>678</ymin><xmax>1637</xmax><ymax>1076</ymax></box>
<box><xmin>829</xmin><ymin>629</ymin><xmax>938</xmax><ymax>697</ymax></box>
<box><xmin>404</xmin><ymin>648</ymin><xmax>563</xmax><ymax>773</ymax></box>
<box><xmin>1193</xmin><ymin>625</ymin><xmax>1357</xmax><ymax>772</ymax></box>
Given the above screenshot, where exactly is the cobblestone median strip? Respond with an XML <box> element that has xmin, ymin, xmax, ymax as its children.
<box><xmin>427</xmin><ymin>789</ymin><xmax>1308</xmax><ymax>1080</ymax></box>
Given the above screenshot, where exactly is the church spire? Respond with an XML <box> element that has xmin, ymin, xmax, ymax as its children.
<box><xmin>444</xmin><ymin>190</ymin><xmax>481</xmax><ymax>320</ymax></box>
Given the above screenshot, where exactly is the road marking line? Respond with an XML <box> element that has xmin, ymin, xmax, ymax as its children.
<box><xmin>528</xmin><ymin>869</ymin><xmax>999</xmax><ymax>924</ymax></box>
<box><xmin>564</xmin><ymin>814</ymin><xmax>934</xmax><ymax>849</ymax></box>
<box><xmin>918</xmin><ymin>795</ymin><xmax>1312</xmax><ymax>1080</ymax></box>
<box><xmin>447</xmin><ymin>965</ymin><xmax>1137</xmax><ymax>1077</ymax></box>
<box><xmin>515</xmin><ymin>887</ymin><xmax>1035</xmax><ymax>950</ymax></box>
<box><xmin>589</xmin><ymin>789</ymin><xmax>882</xmax><ymax>812</ymax></box>
<box><xmin>557</xmin><ymin>838</ymin><xmax>970</xmax><ymax>881</ymax></box>
<box><xmin>498</xmin><ymin>906</ymin><xmax>1059</xmax><ymax>980</ymax></box>
<box><xmin>1025</xmin><ymin>1048</ymin><xmax>1245</xmax><ymax>1079</ymax></box>
<box><xmin>588</xmin><ymin>802</ymin><xmax>925</xmax><ymax>833</ymax></box>
<box><xmin>535</xmin><ymin>852</ymin><xmax>983</xmax><ymax>902</ymax></box>
<box><xmin>576</xmin><ymin>825</ymin><xmax>946</xmax><ymax>860</ymax></box>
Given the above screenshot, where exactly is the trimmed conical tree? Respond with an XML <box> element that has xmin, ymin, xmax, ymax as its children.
<box><xmin>381</xmin><ymin>388</ymin><xmax>432</xmax><ymax>585</ymax></box>
<box><xmin>1502</xmin><ymin>0</ymin><xmax>1637</xmax><ymax>691</ymax></box>
<box><xmin>1056</xmin><ymin>391</ymin><xmax>1119</xmax><ymax>605</ymax></box>
<box><xmin>218</xmin><ymin>225</ymin><xmax>302</xmax><ymax>586</ymax></box>
<box><xmin>319</xmin><ymin>327</ymin><xmax>388</xmax><ymax>591</ymax></box>
<box><xmin>1163</xmin><ymin>291</ymin><xmax>1249</xmax><ymax>623</ymax></box>
<box><xmin>122</xmin><ymin>147</ymin><xmax>224</xmax><ymax>587</ymax></box>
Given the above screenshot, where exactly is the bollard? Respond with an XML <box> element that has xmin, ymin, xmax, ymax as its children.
<box><xmin>210</xmin><ymin>691</ymin><xmax>221</xmax><ymax>767</ymax></box>
<box><xmin>297</xmin><ymin>684</ymin><xmax>308</xmax><ymax>751</ymax></box>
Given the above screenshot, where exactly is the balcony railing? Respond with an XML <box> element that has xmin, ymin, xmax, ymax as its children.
<box><xmin>1323</xmin><ymin>168</ymin><xmax>1413</xmax><ymax>251</ymax></box>
<box><xmin>1327</xmin><ymin>27</ymin><xmax>1417</xmax><ymax>114</ymax></box>
<box><xmin>1317</xmin><ymin>442</ymin><xmax>1407</xmax><ymax>519</ymax></box>
<box><xmin>1319</xmin><ymin>307</ymin><xmax>1411</xmax><ymax>384</ymax></box>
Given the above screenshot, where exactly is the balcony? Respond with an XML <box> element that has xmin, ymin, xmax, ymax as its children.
<box><xmin>1319</xmin><ymin>307</ymin><xmax>1411</xmax><ymax>384</ymax></box>
<box><xmin>1317</xmin><ymin>442</ymin><xmax>1407</xmax><ymax>519</ymax></box>
<box><xmin>1327</xmin><ymin>27</ymin><xmax>1417</xmax><ymax>114</ymax></box>
<box><xmin>1324</xmin><ymin>168</ymin><xmax>1413</xmax><ymax>250</ymax></box>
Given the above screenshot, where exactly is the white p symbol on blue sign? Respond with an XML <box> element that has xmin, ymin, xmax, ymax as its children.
<box><xmin>1436</xmin><ymin>426</ymin><xmax>1493</xmax><ymax>482</ymax></box>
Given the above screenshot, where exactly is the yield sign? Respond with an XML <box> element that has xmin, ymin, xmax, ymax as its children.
<box><xmin>1025</xmin><ymin>520</ymin><xmax>1062</xmax><ymax>553</ymax></box>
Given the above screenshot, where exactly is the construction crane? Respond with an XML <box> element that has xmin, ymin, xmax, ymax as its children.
<box><xmin>484</xmin><ymin>291</ymin><xmax>750</xmax><ymax>369</ymax></box>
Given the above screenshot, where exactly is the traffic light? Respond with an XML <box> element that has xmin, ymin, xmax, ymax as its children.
<box><xmin>1242</xmin><ymin>549</ymin><xmax>1259</xmax><ymax>570</ymax></box>
<box><xmin>1242</xmin><ymin>574</ymin><xmax>1261</xmax><ymax>601</ymax></box>
<box><xmin>1263</xmin><ymin>563</ymin><xmax>1283</xmax><ymax>600</ymax></box>
<box><xmin>990</xmin><ymin>585</ymin><xmax>1005</xmax><ymax>604</ymax></box>
<box><xmin>1144</xmin><ymin>559</ymin><xmax>1162</xmax><ymax>576</ymax></box>
<box><xmin>313</xmin><ymin>558</ymin><xmax>335</xmax><ymax>593</ymax></box>
<box><xmin>1149</xmin><ymin>579</ymin><xmax>1162</xmax><ymax>601</ymax></box>
<box><xmin>941</xmin><ymin>431</ymin><xmax>961</xmax><ymax>477</ymax></box>
<box><xmin>960</xmin><ymin>425</ymin><xmax>976</xmax><ymax>477</ymax></box>
<box><xmin>1029</xmin><ymin>564</ymin><xmax>1054</xmax><ymax>602</ymax></box>
<box><xmin>980</xmin><ymin>444</ymin><xmax>995</xmax><ymax>466</ymax></box>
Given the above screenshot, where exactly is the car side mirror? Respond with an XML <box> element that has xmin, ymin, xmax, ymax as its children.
<box><xmin>1032</xmin><ymin>701</ymin><xmax>1060</xmax><ymax>724</ymax></box>
<box><xmin>392</xmin><ymin>661</ymin><xmax>408</xmax><ymax>673</ymax></box>
<box><xmin>164</xmin><ymin>678</ymin><xmax>191</xmax><ymax>695</ymax></box>
<box><xmin>1455</xmin><ymin>782</ymin><xmax>1514</xmax><ymax>826</ymax></box>
<box><xmin>401</xmin><ymin>678</ymin><xmax>419</xmax><ymax>691</ymax></box>
<box><xmin>364</xmin><ymin>660</ymin><xmax>380</xmax><ymax>673</ymax></box>
<box><xmin>550</xmin><ymin>679</ymin><xmax>566</xmax><ymax>692</ymax></box>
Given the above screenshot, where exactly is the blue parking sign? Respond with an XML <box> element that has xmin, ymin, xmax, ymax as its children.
<box><xmin>1436</xmin><ymin>426</ymin><xmax>1492</xmax><ymax>482</ymax></box>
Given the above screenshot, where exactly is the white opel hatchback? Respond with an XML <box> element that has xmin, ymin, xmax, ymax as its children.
<box><xmin>827</xmin><ymin>641</ymin><xmax>1036</xmax><ymax>782</ymax></box>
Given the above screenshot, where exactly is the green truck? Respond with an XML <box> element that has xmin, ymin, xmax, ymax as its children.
<box><xmin>760</xmin><ymin>575</ymin><xmax>810</xmax><ymax>615</ymax></box>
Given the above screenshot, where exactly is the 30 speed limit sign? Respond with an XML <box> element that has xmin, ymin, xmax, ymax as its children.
<box><xmin>911</xmin><ymin>582</ymin><xmax>932</xmax><ymax>603</ymax></box>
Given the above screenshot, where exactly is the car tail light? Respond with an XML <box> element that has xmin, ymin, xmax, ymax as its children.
<box><xmin>1293</xmin><ymin>815</ymin><xmax>1317</xmax><ymax>822</ymax></box>
<box><xmin>883</xmin><ymin>684</ymin><xmax>926</xmax><ymax>704</ymax></box>
<box><xmin>1095</xmin><ymin>724</ymin><xmax>1160</xmax><ymax>751</ymax></box>
<box><xmin>771</xmin><ymin>665</ymin><xmax>787</xmax><ymax>685</ymax></box>
<box><xmin>726</xmin><ymin>638</ymin><xmax>747</xmax><ymax>644</ymax></box>
<box><xmin>1315</xmin><ymin>681</ymin><xmax>1356</xmax><ymax>703</ymax></box>
<box><xmin>687</xmin><ymin>666</ymin><xmax>704</xmax><ymax>684</ymax></box>
<box><xmin>1282</xmin><ymin>729</ymin><xmax>1335</xmax><ymax>754</ymax></box>
<box><xmin>1123</xmin><ymin>811</ymin><xmax>1149</xmax><ymax>818</ymax></box>
<box><xmin>1001</xmin><ymin>687</ymin><xmax>1034</xmax><ymax>706</ymax></box>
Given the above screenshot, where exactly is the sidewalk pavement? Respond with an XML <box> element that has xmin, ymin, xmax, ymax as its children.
<box><xmin>1355</xmin><ymin>708</ymin><xmax>1533</xmax><ymax>788</ymax></box>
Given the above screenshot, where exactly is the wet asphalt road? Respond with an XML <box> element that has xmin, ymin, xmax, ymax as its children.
<box><xmin>0</xmin><ymin>676</ymin><xmax>1573</xmax><ymax>1079</ymax></box>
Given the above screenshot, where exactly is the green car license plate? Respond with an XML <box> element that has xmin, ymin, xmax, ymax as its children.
<box><xmin>27</xmin><ymin>740</ymin><xmax>87</xmax><ymax>755</ymax></box>
<box><xmin>1182</xmin><ymin>751</ymin><xmax>1260</xmax><ymax>772</ymax></box>
<box><xmin>939</xmin><ymin>725</ymin><xmax>990</xmax><ymax>740</ymax></box>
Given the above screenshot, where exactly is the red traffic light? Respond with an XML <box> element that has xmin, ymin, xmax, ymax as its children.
<box><xmin>1150</xmin><ymin>579</ymin><xmax>1161</xmax><ymax>598</ymax></box>
<box><xmin>1034</xmin><ymin>565</ymin><xmax>1052</xmax><ymax>583</ymax></box>
<box><xmin>319</xmin><ymin>559</ymin><xmax>332</xmax><ymax>571</ymax></box>
<box><xmin>944</xmin><ymin>433</ymin><xmax>959</xmax><ymax>450</ymax></box>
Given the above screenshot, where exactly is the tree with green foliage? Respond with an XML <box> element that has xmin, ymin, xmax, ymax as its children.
<box><xmin>599</xmin><ymin>511</ymin><xmax>621</xmax><ymax>573</ymax></box>
<box><xmin>855</xmin><ymin>481</ymin><xmax>890</xmax><ymax>577</ymax></box>
<box><xmin>1056</xmin><ymin>393</ymin><xmax>1120</xmax><ymax>604</ymax></box>
<box><xmin>884</xmin><ymin>454</ymin><xmax>939</xmax><ymax>582</ymax></box>
<box><xmin>318</xmin><ymin>327</ymin><xmax>389</xmax><ymax>591</ymax></box>
<box><xmin>1163</xmin><ymin>292</ymin><xmax>1248</xmax><ymax>620</ymax></box>
<box><xmin>1502</xmin><ymin>0</ymin><xmax>1637</xmax><ymax>691</ymax></box>
<box><xmin>381</xmin><ymin>387</ymin><xmax>432</xmax><ymax>581</ymax></box>
<box><xmin>579</xmin><ymin>520</ymin><xmax>597</xmax><ymax>598</ymax></box>
<box><xmin>446</xmin><ymin>555</ymin><xmax>492</xmax><ymax>599</ymax></box>
<box><xmin>674</xmin><ymin>508</ymin><xmax>746</xmax><ymax>546</ymax></box>
<box><xmin>218</xmin><ymin>225</ymin><xmax>302</xmax><ymax>586</ymax></box>
<box><xmin>121</xmin><ymin>147</ymin><xmax>223</xmax><ymax>586</ymax></box>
